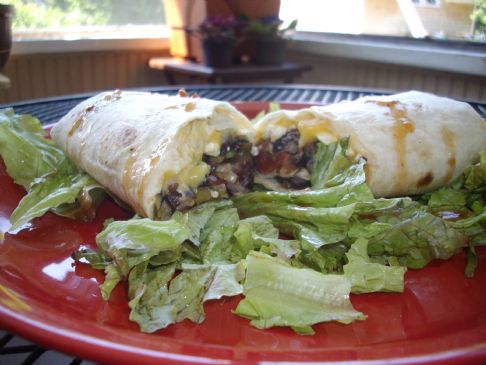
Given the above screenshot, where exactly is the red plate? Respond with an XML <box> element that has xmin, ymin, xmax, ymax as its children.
<box><xmin>1</xmin><ymin>102</ymin><xmax>486</xmax><ymax>365</ymax></box>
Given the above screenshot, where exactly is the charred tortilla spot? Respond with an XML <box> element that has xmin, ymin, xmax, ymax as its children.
<box><xmin>417</xmin><ymin>172</ymin><xmax>434</xmax><ymax>188</ymax></box>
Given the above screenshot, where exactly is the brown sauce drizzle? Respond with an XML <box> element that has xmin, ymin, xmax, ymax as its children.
<box><xmin>366</xmin><ymin>100</ymin><xmax>415</xmax><ymax>194</ymax></box>
<box><xmin>441</xmin><ymin>127</ymin><xmax>456</xmax><ymax>184</ymax></box>
<box><xmin>68</xmin><ymin>105</ymin><xmax>95</xmax><ymax>137</ymax></box>
<box><xmin>417</xmin><ymin>171</ymin><xmax>434</xmax><ymax>188</ymax></box>
<box><xmin>67</xmin><ymin>90</ymin><xmax>122</xmax><ymax>138</ymax></box>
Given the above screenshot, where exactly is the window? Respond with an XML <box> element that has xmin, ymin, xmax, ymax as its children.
<box><xmin>412</xmin><ymin>0</ymin><xmax>441</xmax><ymax>7</ymax></box>
<box><xmin>280</xmin><ymin>0</ymin><xmax>484</xmax><ymax>42</ymax></box>
<box><xmin>4</xmin><ymin>0</ymin><xmax>167</xmax><ymax>41</ymax></box>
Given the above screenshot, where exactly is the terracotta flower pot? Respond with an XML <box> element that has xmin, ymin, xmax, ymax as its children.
<box><xmin>201</xmin><ymin>38</ymin><xmax>235</xmax><ymax>68</ymax></box>
<box><xmin>0</xmin><ymin>4</ymin><xmax>13</xmax><ymax>71</ymax></box>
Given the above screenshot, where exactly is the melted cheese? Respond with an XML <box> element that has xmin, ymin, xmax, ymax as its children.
<box><xmin>297</xmin><ymin>121</ymin><xmax>337</xmax><ymax>145</ymax></box>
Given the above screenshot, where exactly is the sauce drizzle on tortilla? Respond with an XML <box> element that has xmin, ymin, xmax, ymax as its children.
<box><xmin>441</xmin><ymin>126</ymin><xmax>456</xmax><ymax>184</ymax></box>
<box><xmin>367</xmin><ymin>100</ymin><xmax>415</xmax><ymax>194</ymax></box>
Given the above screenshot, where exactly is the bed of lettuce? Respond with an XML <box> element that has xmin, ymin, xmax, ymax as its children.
<box><xmin>1</xmin><ymin>108</ymin><xmax>485</xmax><ymax>335</ymax></box>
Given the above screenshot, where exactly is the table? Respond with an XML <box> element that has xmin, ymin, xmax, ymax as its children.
<box><xmin>148</xmin><ymin>58</ymin><xmax>312</xmax><ymax>85</ymax></box>
<box><xmin>1</xmin><ymin>85</ymin><xmax>485</xmax><ymax>365</ymax></box>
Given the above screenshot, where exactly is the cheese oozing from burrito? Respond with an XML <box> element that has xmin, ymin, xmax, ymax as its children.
<box><xmin>254</xmin><ymin>91</ymin><xmax>486</xmax><ymax>197</ymax></box>
<box><xmin>51</xmin><ymin>90</ymin><xmax>255</xmax><ymax>219</ymax></box>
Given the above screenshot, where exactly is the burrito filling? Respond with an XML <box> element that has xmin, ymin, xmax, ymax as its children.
<box><xmin>156</xmin><ymin>136</ymin><xmax>254</xmax><ymax>217</ymax></box>
<box><xmin>255</xmin><ymin>128</ymin><xmax>319</xmax><ymax>190</ymax></box>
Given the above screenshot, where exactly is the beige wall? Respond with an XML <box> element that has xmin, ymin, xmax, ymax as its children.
<box><xmin>363</xmin><ymin>0</ymin><xmax>474</xmax><ymax>39</ymax></box>
<box><xmin>0</xmin><ymin>49</ymin><xmax>170</xmax><ymax>103</ymax></box>
<box><xmin>288</xmin><ymin>50</ymin><xmax>486</xmax><ymax>102</ymax></box>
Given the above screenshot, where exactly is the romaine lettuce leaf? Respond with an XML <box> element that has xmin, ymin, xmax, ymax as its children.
<box><xmin>231</xmin><ymin>215</ymin><xmax>299</xmax><ymax>262</ymax></box>
<box><xmin>182</xmin><ymin>262</ymin><xmax>245</xmax><ymax>301</ymax></box>
<box><xmin>96</xmin><ymin>218</ymin><xmax>190</xmax><ymax>276</ymax></box>
<box><xmin>344</xmin><ymin>238</ymin><xmax>406</xmax><ymax>293</ymax></box>
<box><xmin>0</xmin><ymin>109</ymin><xmax>105</xmax><ymax>231</ymax></box>
<box><xmin>0</xmin><ymin>109</ymin><xmax>66</xmax><ymax>189</ymax></box>
<box><xmin>234</xmin><ymin>157</ymin><xmax>372</xmax><ymax>210</ymax></box>
<box><xmin>127</xmin><ymin>262</ymin><xmax>176</xmax><ymax>332</ymax></box>
<box><xmin>366</xmin><ymin>208</ymin><xmax>467</xmax><ymax>269</ymax></box>
<box><xmin>172</xmin><ymin>200</ymin><xmax>233</xmax><ymax>246</ymax></box>
<box><xmin>9</xmin><ymin>171</ymin><xmax>101</xmax><ymax>232</ymax></box>
<box><xmin>199</xmin><ymin>205</ymin><xmax>239</xmax><ymax>264</ymax></box>
<box><xmin>128</xmin><ymin>262</ymin><xmax>222</xmax><ymax>333</ymax></box>
<box><xmin>234</xmin><ymin>251</ymin><xmax>366</xmax><ymax>335</ymax></box>
<box><xmin>311</xmin><ymin>138</ymin><xmax>351</xmax><ymax>189</ymax></box>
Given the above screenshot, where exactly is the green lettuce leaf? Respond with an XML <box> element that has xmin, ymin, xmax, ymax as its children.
<box><xmin>234</xmin><ymin>201</ymin><xmax>355</xmax><ymax>247</ymax></box>
<box><xmin>234</xmin><ymin>157</ymin><xmax>372</xmax><ymax>210</ymax></box>
<box><xmin>96</xmin><ymin>218</ymin><xmax>190</xmax><ymax>276</ymax></box>
<box><xmin>310</xmin><ymin>138</ymin><xmax>351</xmax><ymax>190</ymax></box>
<box><xmin>0</xmin><ymin>109</ymin><xmax>66</xmax><ymax>189</ymax></box>
<box><xmin>127</xmin><ymin>262</ymin><xmax>176</xmax><ymax>332</ymax></box>
<box><xmin>0</xmin><ymin>109</ymin><xmax>105</xmax><ymax>231</ymax></box>
<box><xmin>366</xmin><ymin>208</ymin><xmax>467</xmax><ymax>269</ymax></box>
<box><xmin>100</xmin><ymin>263</ymin><xmax>123</xmax><ymax>300</ymax></box>
<box><xmin>172</xmin><ymin>200</ymin><xmax>233</xmax><ymax>246</ymax></box>
<box><xmin>343</xmin><ymin>238</ymin><xmax>406</xmax><ymax>293</ymax></box>
<box><xmin>128</xmin><ymin>262</ymin><xmax>220</xmax><ymax>333</ymax></box>
<box><xmin>199</xmin><ymin>205</ymin><xmax>239</xmax><ymax>264</ymax></box>
<box><xmin>72</xmin><ymin>248</ymin><xmax>111</xmax><ymax>270</ymax></box>
<box><xmin>182</xmin><ymin>261</ymin><xmax>245</xmax><ymax>301</ymax></box>
<box><xmin>234</xmin><ymin>251</ymin><xmax>366</xmax><ymax>335</ymax></box>
<box><xmin>231</xmin><ymin>215</ymin><xmax>299</xmax><ymax>261</ymax></box>
<box><xmin>9</xmin><ymin>171</ymin><xmax>101</xmax><ymax>232</ymax></box>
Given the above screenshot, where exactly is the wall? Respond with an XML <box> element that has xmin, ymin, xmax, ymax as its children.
<box><xmin>288</xmin><ymin>50</ymin><xmax>486</xmax><ymax>102</ymax></box>
<box><xmin>0</xmin><ymin>49</ymin><xmax>170</xmax><ymax>103</ymax></box>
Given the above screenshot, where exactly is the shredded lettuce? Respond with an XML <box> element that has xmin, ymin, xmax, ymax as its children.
<box><xmin>231</xmin><ymin>215</ymin><xmax>299</xmax><ymax>261</ymax></box>
<box><xmin>0</xmin><ymin>109</ymin><xmax>104</xmax><ymax>232</ymax></box>
<box><xmin>344</xmin><ymin>238</ymin><xmax>406</xmax><ymax>293</ymax></box>
<box><xmin>95</xmin><ymin>218</ymin><xmax>190</xmax><ymax>276</ymax></box>
<box><xmin>234</xmin><ymin>251</ymin><xmax>366</xmax><ymax>335</ymax></box>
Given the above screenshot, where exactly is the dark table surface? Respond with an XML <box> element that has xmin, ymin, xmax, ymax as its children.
<box><xmin>1</xmin><ymin>84</ymin><xmax>485</xmax><ymax>365</ymax></box>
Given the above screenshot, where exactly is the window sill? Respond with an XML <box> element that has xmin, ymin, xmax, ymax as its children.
<box><xmin>11</xmin><ymin>37</ymin><xmax>169</xmax><ymax>55</ymax></box>
<box><xmin>290</xmin><ymin>32</ymin><xmax>486</xmax><ymax>77</ymax></box>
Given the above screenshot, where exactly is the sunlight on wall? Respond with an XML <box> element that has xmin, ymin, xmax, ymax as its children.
<box><xmin>280</xmin><ymin>0</ymin><xmax>365</xmax><ymax>34</ymax></box>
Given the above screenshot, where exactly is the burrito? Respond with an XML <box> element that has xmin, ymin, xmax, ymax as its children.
<box><xmin>254</xmin><ymin>91</ymin><xmax>486</xmax><ymax>197</ymax></box>
<box><xmin>51</xmin><ymin>90</ymin><xmax>255</xmax><ymax>219</ymax></box>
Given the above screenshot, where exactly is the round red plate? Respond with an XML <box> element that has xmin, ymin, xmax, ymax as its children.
<box><xmin>1</xmin><ymin>102</ymin><xmax>486</xmax><ymax>365</ymax></box>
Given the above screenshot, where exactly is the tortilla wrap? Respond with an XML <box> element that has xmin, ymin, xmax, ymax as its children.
<box><xmin>255</xmin><ymin>91</ymin><xmax>486</xmax><ymax>197</ymax></box>
<box><xmin>51</xmin><ymin>90</ymin><xmax>255</xmax><ymax>218</ymax></box>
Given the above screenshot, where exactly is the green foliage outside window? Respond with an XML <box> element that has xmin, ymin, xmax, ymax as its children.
<box><xmin>3</xmin><ymin>0</ymin><xmax>165</xmax><ymax>28</ymax></box>
<box><xmin>471</xmin><ymin>0</ymin><xmax>486</xmax><ymax>37</ymax></box>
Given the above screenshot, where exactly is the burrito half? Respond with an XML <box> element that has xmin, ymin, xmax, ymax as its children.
<box><xmin>254</xmin><ymin>91</ymin><xmax>486</xmax><ymax>197</ymax></box>
<box><xmin>51</xmin><ymin>90</ymin><xmax>255</xmax><ymax>219</ymax></box>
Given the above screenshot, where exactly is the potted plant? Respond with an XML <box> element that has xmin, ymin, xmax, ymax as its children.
<box><xmin>0</xmin><ymin>4</ymin><xmax>13</xmax><ymax>71</ymax></box>
<box><xmin>196</xmin><ymin>15</ymin><xmax>239</xmax><ymax>68</ymax></box>
<box><xmin>247</xmin><ymin>16</ymin><xmax>297</xmax><ymax>66</ymax></box>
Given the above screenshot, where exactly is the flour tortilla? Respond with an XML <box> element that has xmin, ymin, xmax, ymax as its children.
<box><xmin>255</xmin><ymin>91</ymin><xmax>486</xmax><ymax>197</ymax></box>
<box><xmin>51</xmin><ymin>90</ymin><xmax>255</xmax><ymax>218</ymax></box>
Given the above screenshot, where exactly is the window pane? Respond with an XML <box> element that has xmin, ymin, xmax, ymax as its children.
<box><xmin>4</xmin><ymin>0</ymin><xmax>166</xmax><ymax>40</ymax></box>
<box><xmin>280</xmin><ymin>0</ymin><xmax>484</xmax><ymax>42</ymax></box>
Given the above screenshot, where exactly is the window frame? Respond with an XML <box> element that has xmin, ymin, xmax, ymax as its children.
<box><xmin>289</xmin><ymin>31</ymin><xmax>486</xmax><ymax>77</ymax></box>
